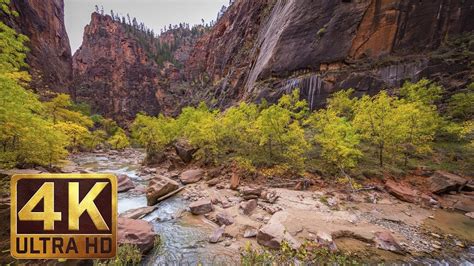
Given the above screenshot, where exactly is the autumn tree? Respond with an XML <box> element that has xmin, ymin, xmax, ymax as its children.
<box><xmin>108</xmin><ymin>128</ymin><xmax>130</xmax><ymax>150</ymax></box>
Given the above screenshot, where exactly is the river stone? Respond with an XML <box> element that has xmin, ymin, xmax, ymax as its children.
<box><xmin>429</xmin><ymin>171</ymin><xmax>468</xmax><ymax>194</ymax></box>
<box><xmin>207</xmin><ymin>178</ymin><xmax>220</xmax><ymax>187</ymax></box>
<box><xmin>373</xmin><ymin>231</ymin><xmax>404</xmax><ymax>254</ymax></box>
<box><xmin>257</xmin><ymin>218</ymin><xmax>301</xmax><ymax>249</ymax></box>
<box><xmin>118</xmin><ymin>174</ymin><xmax>135</xmax><ymax>193</ymax></box>
<box><xmin>209</xmin><ymin>225</ymin><xmax>226</xmax><ymax>243</ymax></box>
<box><xmin>179</xmin><ymin>169</ymin><xmax>204</xmax><ymax>184</ymax></box>
<box><xmin>146</xmin><ymin>176</ymin><xmax>180</xmax><ymax>206</ymax></box>
<box><xmin>189</xmin><ymin>199</ymin><xmax>213</xmax><ymax>215</ymax></box>
<box><xmin>466</xmin><ymin>212</ymin><xmax>474</xmax><ymax>219</ymax></box>
<box><xmin>216</xmin><ymin>212</ymin><xmax>234</xmax><ymax>226</ymax></box>
<box><xmin>240</xmin><ymin>199</ymin><xmax>258</xmax><ymax>215</ymax></box>
<box><xmin>118</xmin><ymin>217</ymin><xmax>157</xmax><ymax>253</ymax></box>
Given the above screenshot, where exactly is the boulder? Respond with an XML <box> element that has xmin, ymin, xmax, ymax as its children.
<box><xmin>209</xmin><ymin>225</ymin><xmax>226</xmax><ymax>243</ymax></box>
<box><xmin>173</xmin><ymin>139</ymin><xmax>197</xmax><ymax>163</ymax></box>
<box><xmin>240</xmin><ymin>199</ymin><xmax>258</xmax><ymax>215</ymax></box>
<box><xmin>385</xmin><ymin>180</ymin><xmax>419</xmax><ymax>203</ymax></box>
<box><xmin>230</xmin><ymin>173</ymin><xmax>240</xmax><ymax>190</ymax></box>
<box><xmin>189</xmin><ymin>199</ymin><xmax>213</xmax><ymax>215</ymax></box>
<box><xmin>117</xmin><ymin>174</ymin><xmax>135</xmax><ymax>193</ymax></box>
<box><xmin>429</xmin><ymin>171</ymin><xmax>468</xmax><ymax>194</ymax></box>
<box><xmin>466</xmin><ymin>212</ymin><xmax>474</xmax><ymax>219</ymax></box>
<box><xmin>146</xmin><ymin>176</ymin><xmax>180</xmax><ymax>206</ymax></box>
<box><xmin>216</xmin><ymin>212</ymin><xmax>234</xmax><ymax>226</ymax></box>
<box><xmin>316</xmin><ymin>231</ymin><xmax>337</xmax><ymax>251</ymax></box>
<box><xmin>373</xmin><ymin>231</ymin><xmax>404</xmax><ymax>254</ymax></box>
<box><xmin>453</xmin><ymin>196</ymin><xmax>474</xmax><ymax>212</ymax></box>
<box><xmin>179</xmin><ymin>169</ymin><xmax>204</xmax><ymax>185</ymax></box>
<box><xmin>118</xmin><ymin>217</ymin><xmax>157</xmax><ymax>253</ymax></box>
<box><xmin>257</xmin><ymin>219</ymin><xmax>300</xmax><ymax>249</ymax></box>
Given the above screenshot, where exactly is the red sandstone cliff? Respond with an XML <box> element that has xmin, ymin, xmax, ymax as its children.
<box><xmin>1</xmin><ymin>0</ymin><xmax>73</xmax><ymax>94</ymax></box>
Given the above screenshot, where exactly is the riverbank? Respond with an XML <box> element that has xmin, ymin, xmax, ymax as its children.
<box><xmin>0</xmin><ymin>149</ymin><xmax>473</xmax><ymax>264</ymax></box>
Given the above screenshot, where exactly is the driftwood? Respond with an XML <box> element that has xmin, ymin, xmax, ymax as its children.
<box><xmin>120</xmin><ymin>187</ymin><xmax>185</xmax><ymax>219</ymax></box>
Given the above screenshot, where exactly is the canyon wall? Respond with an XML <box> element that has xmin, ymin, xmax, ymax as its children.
<box><xmin>186</xmin><ymin>0</ymin><xmax>474</xmax><ymax>110</ymax></box>
<box><xmin>1</xmin><ymin>0</ymin><xmax>73</xmax><ymax>94</ymax></box>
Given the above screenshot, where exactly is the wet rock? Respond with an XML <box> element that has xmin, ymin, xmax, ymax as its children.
<box><xmin>453</xmin><ymin>196</ymin><xmax>474</xmax><ymax>212</ymax></box>
<box><xmin>146</xmin><ymin>176</ymin><xmax>180</xmax><ymax>206</ymax></box>
<box><xmin>173</xmin><ymin>139</ymin><xmax>197</xmax><ymax>163</ymax></box>
<box><xmin>429</xmin><ymin>171</ymin><xmax>468</xmax><ymax>194</ymax></box>
<box><xmin>117</xmin><ymin>174</ymin><xmax>135</xmax><ymax>193</ymax></box>
<box><xmin>257</xmin><ymin>219</ymin><xmax>301</xmax><ymax>250</ymax></box>
<box><xmin>207</xmin><ymin>178</ymin><xmax>220</xmax><ymax>187</ymax></box>
<box><xmin>189</xmin><ymin>199</ymin><xmax>213</xmax><ymax>215</ymax></box>
<box><xmin>216</xmin><ymin>212</ymin><xmax>234</xmax><ymax>226</ymax></box>
<box><xmin>179</xmin><ymin>169</ymin><xmax>204</xmax><ymax>185</ymax></box>
<box><xmin>244</xmin><ymin>228</ymin><xmax>258</xmax><ymax>238</ymax></box>
<box><xmin>240</xmin><ymin>199</ymin><xmax>257</xmax><ymax>215</ymax></box>
<box><xmin>119</xmin><ymin>206</ymin><xmax>157</xmax><ymax>219</ymax></box>
<box><xmin>385</xmin><ymin>180</ymin><xmax>419</xmax><ymax>203</ymax></box>
<box><xmin>209</xmin><ymin>225</ymin><xmax>226</xmax><ymax>243</ymax></box>
<box><xmin>118</xmin><ymin>217</ymin><xmax>157</xmax><ymax>253</ymax></box>
<box><xmin>373</xmin><ymin>231</ymin><xmax>404</xmax><ymax>254</ymax></box>
<box><xmin>230</xmin><ymin>173</ymin><xmax>240</xmax><ymax>190</ymax></box>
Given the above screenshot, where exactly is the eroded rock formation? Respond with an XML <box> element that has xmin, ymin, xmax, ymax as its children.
<box><xmin>185</xmin><ymin>0</ymin><xmax>474</xmax><ymax>110</ymax></box>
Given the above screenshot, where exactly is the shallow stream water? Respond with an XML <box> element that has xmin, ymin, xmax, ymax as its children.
<box><xmin>71</xmin><ymin>151</ymin><xmax>239</xmax><ymax>265</ymax></box>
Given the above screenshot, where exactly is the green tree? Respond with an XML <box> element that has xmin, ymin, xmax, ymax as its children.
<box><xmin>353</xmin><ymin>92</ymin><xmax>402</xmax><ymax>167</ymax></box>
<box><xmin>310</xmin><ymin>109</ymin><xmax>362</xmax><ymax>177</ymax></box>
<box><xmin>399</xmin><ymin>79</ymin><xmax>442</xmax><ymax>105</ymax></box>
<box><xmin>108</xmin><ymin>128</ymin><xmax>130</xmax><ymax>150</ymax></box>
<box><xmin>44</xmin><ymin>94</ymin><xmax>93</xmax><ymax>128</ymax></box>
<box><xmin>447</xmin><ymin>83</ymin><xmax>474</xmax><ymax>121</ymax></box>
<box><xmin>54</xmin><ymin>122</ymin><xmax>90</xmax><ymax>152</ymax></box>
<box><xmin>176</xmin><ymin>103</ymin><xmax>221</xmax><ymax>163</ymax></box>
<box><xmin>131</xmin><ymin>113</ymin><xmax>177</xmax><ymax>160</ymax></box>
<box><xmin>326</xmin><ymin>88</ymin><xmax>356</xmax><ymax>119</ymax></box>
<box><xmin>84</xmin><ymin>130</ymin><xmax>107</xmax><ymax>151</ymax></box>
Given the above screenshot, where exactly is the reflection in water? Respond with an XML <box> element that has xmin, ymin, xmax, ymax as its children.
<box><xmin>71</xmin><ymin>151</ymin><xmax>240</xmax><ymax>265</ymax></box>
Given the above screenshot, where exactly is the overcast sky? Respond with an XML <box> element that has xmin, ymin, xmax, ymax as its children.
<box><xmin>64</xmin><ymin>0</ymin><xmax>228</xmax><ymax>53</ymax></box>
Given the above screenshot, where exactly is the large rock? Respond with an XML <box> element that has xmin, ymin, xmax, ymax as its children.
<box><xmin>209</xmin><ymin>225</ymin><xmax>226</xmax><ymax>243</ymax></box>
<box><xmin>146</xmin><ymin>176</ymin><xmax>180</xmax><ymax>206</ymax></box>
<box><xmin>257</xmin><ymin>218</ymin><xmax>301</xmax><ymax>250</ymax></box>
<box><xmin>179</xmin><ymin>169</ymin><xmax>204</xmax><ymax>185</ymax></box>
<box><xmin>373</xmin><ymin>231</ymin><xmax>404</xmax><ymax>254</ymax></box>
<box><xmin>216</xmin><ymin>212</ymin><xmax>234</xmax><ymax>226</ymax></box>
<box><xmin>117</xmin><ymin>174</ymin><xmax>135</xmax><ymax>193</ymax></box>
<box><xmin>240</xmin><ymin>199</ymin><xmax>258</xmax><ymax>215</ymax></box>
<box><xmin>429</xmin><ymin>171</ymin><xmax>469</xmax><ymax>194</ymax></box>
<box><xmin>173</xmin><ymin>139</ymin><xmax>197</xmax><ymax>163</ymax></box>
<box><xmin>385</xmin><ymin>180</ymin><xmax>419</xmax><ymax>203</ymax></box>
<box><xmin>118</xmin><ymin>217</ymin><xmax>157</xmax><ymax>253</ymax></box>
<box><xmin>189</xmin><ymin>199</ymin><xmax>213</xmax><ymax>215</ymax></box>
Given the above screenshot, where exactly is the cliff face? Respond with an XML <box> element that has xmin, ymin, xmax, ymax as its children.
<box><xmin>72</xmin><ymin>13</ymin><xmax>205</xmax><ymax>123</ymax></box>
<box><xmin>1</xmin><ymin>0</ymin><xmax>72</xmax><ymax>94</ymax></box>
<box><xmin>186</xmin><ymin>0</ymin><xmax>474</xmax><ymax>110</ymax></box>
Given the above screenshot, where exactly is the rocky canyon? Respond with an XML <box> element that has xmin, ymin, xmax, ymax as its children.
<box><xmin>3</xmin><ymin>0</ymin><xmax>474</xmax><ymax>120</ymax></box>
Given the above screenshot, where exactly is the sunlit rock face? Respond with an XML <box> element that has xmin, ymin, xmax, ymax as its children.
<box><xmin>1</xmin><ymin>0</ymin><xmax>73</xmax><ymax>94</ymax></box>
<box><xmin>186</xmin><ymin>0</ymin><xmax>474</xmax><ymax>109</ymax></box>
